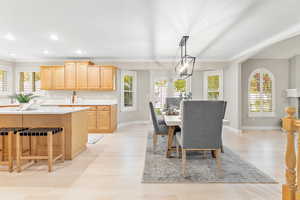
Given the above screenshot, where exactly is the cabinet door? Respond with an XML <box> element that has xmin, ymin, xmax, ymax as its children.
<box><xmin>100</xmin><ymin>66</ymin><xmax>116</xmax><ymax>90</ymax></box>
<box><xmin>40</xmin><ymin>67</ymin><xmax>53</xmax><ymax>90</ymax></box>
<box><xmin>97</xmin><ymin>110</ymin><xmax>111</xmax><ymax>130</ymax></box>
<box><xmin>87</xmin><ymin>65</ymin><xmax>100</xmax><ymax>89</ymax></box>
<box><xmin>88</xmin><ymin>110</ymin><xmax>97</xmax><ymax>130</ymax></box>
<box><xmin>53</xmin><ymin>66</ymin><xmax>65</xmax><ymax>89</ymax></box>
<box><xmin>64</xmin><ymin>62</ymin><xmax>76</xmax><ymax>89</ymax></box>
<box><xmin>76</xmin><ymin>63</ymin><xmax>88</xmax><ymax>89</ymax></box>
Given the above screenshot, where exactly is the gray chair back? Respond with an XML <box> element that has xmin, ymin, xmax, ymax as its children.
<box><xmin>166</xmin><ymin>97</ymin><xmax>181</xmax><ymax>109</ymax></box>
<box><xmin>149</xmin><ymin>102</ymin><xmax>159</xmax><ymax>133</ymax></box>
<box><xmin>181</xmin><ymin>100</ymin><xmax>226</xmax><ymax>149</ymax></box>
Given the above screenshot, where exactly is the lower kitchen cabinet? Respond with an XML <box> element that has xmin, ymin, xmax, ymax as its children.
<box><xmin>60</xmin><ymin>105</ymin><xmax>117</xmax><ymax>133</ymax></box>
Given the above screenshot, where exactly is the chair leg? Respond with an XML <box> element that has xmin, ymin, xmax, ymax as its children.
<box><xmin>16</xmin><ymin>133</ymin><xmax>21</xmax><ymax>173</ymax></box>
<box><xmin>61</xmin><ymin>129</ymin><xmax>65</xmax><ymax>162</ymax></box>
<box><xmin>153</xmin><ymin>133</ymin><xmax>158</xmax><ymax>151</ymax></box>
<box><xmin>181</xmin><ymin>149</ymin><xmax>187</xmax><ymax>176</ymax></box>
<box><xmin>215</xmin><ymin>149</ymin><xmax>221</xmax><ymax>170</ymax></box>
<box><xmin>176</xmin><ymin>140</ymin><xmax>179</xmax><ymax>157</ymax></box>
<box><xmin>47</xmin><ymin>132</ymin><xmax>53</xmax><ymax>172</ymax></box>
<box><xmin>8</xmin><ymin>132</ymin><xmax>13</xmax><ymax>172</ymax></box>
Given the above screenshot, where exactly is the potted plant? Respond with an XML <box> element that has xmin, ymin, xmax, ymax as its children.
<box><xmin>11</xmin><ymin>93</ymin><xmax>39</xmax><ymax>109</ymax></box>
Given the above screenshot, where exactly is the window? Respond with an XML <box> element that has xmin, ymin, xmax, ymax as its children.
<box><xmin>18</xmin><ymin>72</ymin><xmax>41</xmax><ymax>93</ymax></box>
<box><xmin>121</xmin><ymin>71</ymin><xmax>137</xmax><ymax>112</ymax></box>
<box><xmin>0</xmin><ymin>70</ymin><xmax>8</xmax><ymax>93</ymax></box>
<box><xmin>203</xmin><ymin>70</ymin><xmax>223</xmax><ymax>100</ymax></box>
<box><xmin>153</xmin><ymin>79</ymin><xmax>168</xmax><ymax>115</ymax></box>
<box><xmin>248</xmin><ymin>68</ymin><xmax>275</xmax><ymax>117</ymax></box>
<box><xmin>173</xmin><ymin>79</ymin><xmax>186</xmax><ymax>96</ymax></box>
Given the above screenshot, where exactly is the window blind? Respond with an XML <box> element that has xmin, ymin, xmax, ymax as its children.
<box><xmin>0</xmin><ymin>70</ymin><xmax>8</xmax><ymax>93</ymax></box>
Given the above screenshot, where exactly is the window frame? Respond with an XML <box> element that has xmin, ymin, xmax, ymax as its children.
<box><xmin>16</xmin><ymin>69</ymin><xmax>41</xmax><ymax>94</ymax></box>
<box><xmin>121</xmin><ymin>70</ymin><xmax>137</xmax><ymax>112</ymax></box>
<box><xmin>248</xmin><ymin>68</ymin><xmax>275</xmax><ymax>118</ymax></box>
<box><xmin>0</xmin><ymin>65</ymin><xmax>12</xmax><ymax>96</ymax></box>
<box><xmin>203</xmin><ymin>70</ymin><xmax>223</xmax><ymax>100</ymax></box>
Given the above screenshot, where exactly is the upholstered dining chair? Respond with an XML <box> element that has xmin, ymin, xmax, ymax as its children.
<box><xmin>166</xmin><ymin>97</ymin><xmax>181</xmax><ymax>109</ymax></box>
<box><xmin>149</xmin><ymin>102</ymin><xmax>168</xmax><ymax>150</ymax></box>
<box><xmin>175</xmin><ymin>100</ymin><xmax>226</xmax><ymax>176</ymax></box>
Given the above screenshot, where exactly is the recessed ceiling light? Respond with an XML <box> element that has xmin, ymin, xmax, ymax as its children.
<box><xmin>50</xmin><ymin>34</ymin><xmax>58</xmax><ymax>41</ymax></box>
<box><xmin>43</xmin><ymin>50</ymin><xmax>49</xmax><ymax>54</ymax></box>
<box><xmin>76</xmin><ymin>49</ymin><xmax>83</xmax><ymax>54</ymax></box>
<box><xmin>4</xmin><ymin>33</ymin><xmax>15</xmax><ymax>41</ymax></box>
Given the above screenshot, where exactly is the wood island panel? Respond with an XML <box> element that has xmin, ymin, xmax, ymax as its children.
<box><xmin>0</xmin><ymin>110</ymin><xmax>88</xmax><ymax>160</ymax></box>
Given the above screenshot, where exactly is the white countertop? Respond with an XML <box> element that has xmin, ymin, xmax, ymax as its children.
<box><xmin>0</xmin><ymin>106</ymin><xmax>90</xmax><ymax>115</ymax></box>
<box><xmin>0</xmin><ymin>99</ymin><xmax>118</xmax><ymax>107</ymax></box>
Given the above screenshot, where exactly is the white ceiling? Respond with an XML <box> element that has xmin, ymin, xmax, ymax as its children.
<box><xmin>0</xmin><ymin>0</ymin><xmax>300</xmax><ymax>61</ymax></box>
<box><xmin>253</xmin><ymin>34</ymin><xmax>300</xmax><ymax>59</ymax></box>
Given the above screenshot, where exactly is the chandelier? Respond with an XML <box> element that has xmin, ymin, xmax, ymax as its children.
<box><xmin>174</xmin><ymin>36</ymin><xmax>196</xmax><ymax>79</ymax></box>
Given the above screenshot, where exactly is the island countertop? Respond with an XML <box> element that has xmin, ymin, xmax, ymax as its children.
<box><xmin>0</xmin><ymin>106</ymin><xmax>90</xmax><ymax>115</ymax></box>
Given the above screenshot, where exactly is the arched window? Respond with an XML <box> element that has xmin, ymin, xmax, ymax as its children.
<box><xmin>248</xmin><ymin>68</ymin><xmax>275</xmax><ymax>117</ymax></box>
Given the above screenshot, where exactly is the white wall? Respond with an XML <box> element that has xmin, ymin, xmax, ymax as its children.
<box><xmin>223</xmin><ymin>62</ymin><xmax>241</xmax><ymax>131</ymax></box>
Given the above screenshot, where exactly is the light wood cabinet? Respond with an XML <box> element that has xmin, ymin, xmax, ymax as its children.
<box><xmin>64</xmin><ymin>62</ymin><xmax>77</xmax><ymax>90</ymax></box>
<box><xmin>59</xmin><ymin>105</ymin><xmax>117</xmax><ymax>133</ymax></box>
<box><xmin>87</xmin><ymin>65</ymin><xmax>100</xmax><ymax>89</ymax></box>
<box><xmin>100</xmin><ymin>66</ymin><xmax>116</xmax><ymax>90</ymax></box>
<box><xmin>40</xmin><ymin>66</ymin><xmax>53</xmax><ymax>90</ymax></box>
<box><xmin>76</xmin><ymin>62</ymin><xmax>89</xmax><ymax>89</ymax></box>
<box><xmin>87</xmin><ymin>110</ymin><xmax>97</xmax><ymax>130</ymax></box>
<box><xmin>97</xmin><ymin>109</ymin><xmax>111</xmax><ymax>131</ymax></box>
<box><xmin>53</xmin><ymin>66</ymin><xmax>65</xmax><ymax>89</ymax></box>
<box><xmin>40</xmin><ymin>61</ymin><xmax>117</xmax><ymax>91</ymax></box>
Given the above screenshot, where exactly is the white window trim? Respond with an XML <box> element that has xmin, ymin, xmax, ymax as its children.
<box><xmin>248</xmin><ymin>68</ymin><xmax>275</xmax><ymax>118</ymax></box>
<box><xmin>121</xmin><ymin>70</ymin><xmax>137</xmax><ymax>112</ymax></box>
<box><xmin>15</xmin><ymin>67</ymin><xmax>40</xmax><ymax>93</ymax></box>
<box><xmin>203</xmin><ymin>70</ymin><xmax>223</xmax><ymax>100</ymax></box>
<box><xmin>0</xmin><ymin>65</ymin><xmax>13</xmax><ymax>96</ymax></box>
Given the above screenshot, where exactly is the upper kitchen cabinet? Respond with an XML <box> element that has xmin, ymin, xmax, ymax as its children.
<box><xmin>40</xmin><ymin>61</ymin><xmax>117</xmax><ymax>91</ymax></box>
<box><xmin>40</xmin><ymin>66</ymin><xmax>53</xmax><ymax>90</ymax></box>
<box><xmin>100</xmin><ymin>66</ymin><xmax>117</xmax><ymax>90</ymax></box>
<box><xmin>52</xmin><ymin>66</ymin><xmax>65</xmax><ymax>89</ymax></box>
<box><xmin>64</xmin><ymin>62</ymin><xmax>77</xmax><ymax>90</ymax></box>
<box><xmin>87</xmin><ymin>65</ymin><xmax>100</xmax><ymax>89</ymax></box>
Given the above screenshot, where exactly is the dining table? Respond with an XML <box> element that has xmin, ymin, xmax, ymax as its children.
<box><xmin>164</xmin><ymin>115</ymin><xmax>229</xmax><ymax>158</ymax></box>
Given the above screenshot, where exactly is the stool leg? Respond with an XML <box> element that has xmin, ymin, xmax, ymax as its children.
<box><xmin>61</xmin><ymin>129</ymin><xmax>65</xmax><ymax>162</ymax></box>
<box><xmin>0</xmin><ymin>135</ymin><xmax>3</xmax><ymax>162</ymax></box>
<box><xmin>8</xmin><ymin>132</ymin><xmax>13</xmax><ymax>172</ymax></box>
<box><xmin>47</xmin><ymin>132</ymin><xmax>53</xmax><ymax>172</ymax></box>
<box><xmin>16</xmin><ymin>133</ymin><xmax>21</xmax><ymax>173</ymax></box>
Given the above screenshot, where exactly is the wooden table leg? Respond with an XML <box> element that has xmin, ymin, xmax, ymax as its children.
<box><xmin>166</xmin><ymin>126</ymin><xmax>175</xmax><ymax>158</ymax></box>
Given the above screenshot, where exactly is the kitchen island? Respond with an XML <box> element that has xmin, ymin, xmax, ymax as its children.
<box><xmin>0</xmin><ymin>106</ymin><xmax>89</xmax><ymax>160</ymax></box>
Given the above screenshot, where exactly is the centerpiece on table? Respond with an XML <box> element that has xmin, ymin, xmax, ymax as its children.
<box><xmin>11</xmin><ymin>93</ymin><xmax>39</xmax><ymax>110</ymax></box>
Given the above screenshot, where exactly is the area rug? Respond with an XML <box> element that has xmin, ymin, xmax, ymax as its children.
<box><xmin>88</xmin><ymin>134</ymin><xmax>104</xmax><ymax>144</ymax></box>
<box><xmin>142</xmin><ymin>133</ymin><xmax>277</xmax><ymax>183</ymax></box>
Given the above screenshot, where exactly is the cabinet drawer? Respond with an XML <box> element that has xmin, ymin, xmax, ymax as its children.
<box><xmin>97</xmin><ymin>106</ymin><xmax>110</xmax><ymax>111</ymax></box>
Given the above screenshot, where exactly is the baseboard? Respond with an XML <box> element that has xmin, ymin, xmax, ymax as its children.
<box><xmin>118</xmin><ymin>120</ymin><xmax>150</xmax><ymax>128</ymax></box>
<box><xmin>223</xmin><ymin>126</ymin><xmax>242</xmax><ymax>134</ymax></box>
<box><xmin>241</xmin><ymin>126</ymin><xmax>281</xmax><ymax>130</ymax></box>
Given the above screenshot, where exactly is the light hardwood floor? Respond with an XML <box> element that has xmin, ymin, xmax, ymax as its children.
<box><xmin>0</xmin><ymin>124</ymin><xmax>284</xmax><ymax>200</ymax></box>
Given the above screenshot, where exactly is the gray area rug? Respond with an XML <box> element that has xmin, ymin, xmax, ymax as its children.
<box><xmin>88</xmin><ymin>134</ymin><xmax>104</xmax><ymax>144</ymax></box>
<box><xmin>142</xmin><ymin>133</ymin><xmax>277</xmax><ymax>183</ymax></box>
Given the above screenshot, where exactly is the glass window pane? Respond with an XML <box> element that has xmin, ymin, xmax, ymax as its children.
<box><xmin>208</xmin><ymin>92</ymin><xmax>220</xmax><ymax>100</ymax></box>
<box><xmin>124</xmin><ymin>75</ymin><xmax>133</xmax><ymax>91</ymax></box>
<box><xmin>207</xmin><ymin>75</ymin><xmax>219</xmax><ymax>91</ymax></box>
<box><xmin>124</xmin><ymin>92</ymin><xmax>133</xmax><ymax>107</ymax></box>
<box><xmin>173</xmin><ymin>79</ymin><xmax>186</xmax><ymax>93</ymax></box>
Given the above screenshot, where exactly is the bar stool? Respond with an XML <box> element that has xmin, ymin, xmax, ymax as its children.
<box><xmin>0</xmin><ymin>128</ymin><xmax>27</xmax><ymax>172</ymax></box>
<box><xmin>16</xmin><ymin>128</ymin><xmax>65</xmax><ymax>172</ymax></box>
